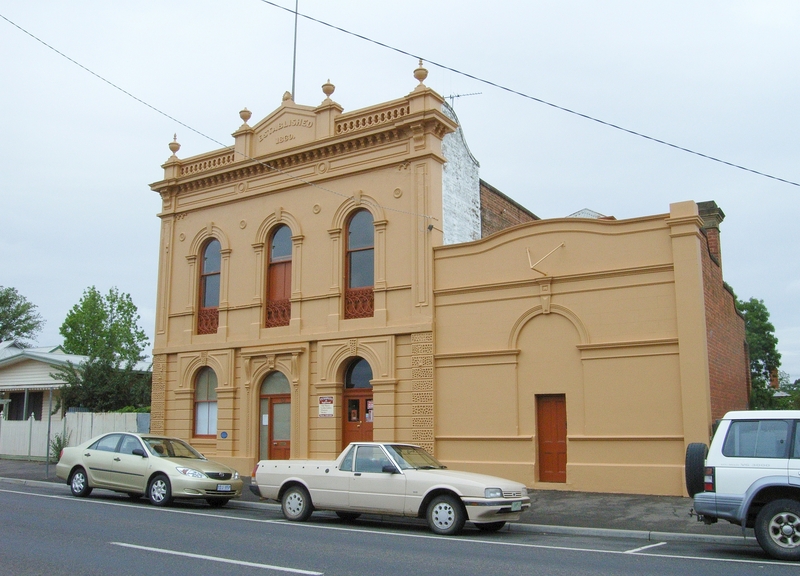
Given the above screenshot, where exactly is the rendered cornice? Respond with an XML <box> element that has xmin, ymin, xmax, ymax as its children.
<box><xmin>150</xmin><ymin>114</ymin><xmax>452</xmax><ymax>197</ymax></box>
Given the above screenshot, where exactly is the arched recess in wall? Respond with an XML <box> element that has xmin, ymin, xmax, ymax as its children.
<box><xmin>180</xmin><ymin>354</ymin><xmax>226</xmax><ymax>390</ymax></box>
<box><xmin>330</xmin><ymin>194</ymin><xmax>386</xmax><ymax>231</ymax></box>
<box><xmin>322</xmin><ymin>343</ymin><xmax>384</xmax><ymax>385</ymax></box>
<box><xmin>188</xmin><ymin>224</ymin><xmax>231</xmax><ymax>256</ymax></box>
<box><xmin>514</xmin><ymin>310</ymin><xmax>584</xmax><ymax>483</ymax></box>
<box><xmin>508</xmin><ymin>304</ymin><xmax>589</xmax><ymax>350</ymax></box>
<box><xmin>254</xmin><ymin>210</ymin><xmax>303</xmax><ymax>246</ymax></box>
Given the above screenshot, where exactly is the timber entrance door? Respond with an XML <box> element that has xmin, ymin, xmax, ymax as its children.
<box><xmin>259</xmin><ymin>372</ymin><xmax>291</xmax><ymax>460</ymax></box>
<box><xmin>342</xmin><ymin>358</ymin><xmax>373</xmax><ymax>447</ymax></box>
<box><xmin>537</xmin><ymin>394</ymin><xmax>567</xmax><ymax>483</ymax></box>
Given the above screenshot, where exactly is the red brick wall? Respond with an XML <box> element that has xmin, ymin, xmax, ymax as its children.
<box><xmin>480</xmin><ymin>180</ymin><xmax>538</xmax><ymax>237</ymax></box>
<box><xmin>701</xmin><ymin>229</ymin><xmax>750</xmax><ymax>421</ymax></box>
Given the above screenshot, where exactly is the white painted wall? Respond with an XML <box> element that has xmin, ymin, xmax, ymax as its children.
<box><xmin>441</xmin><ymin>103</ymin><xmax>481</xmax><ymax>245</ymax></box>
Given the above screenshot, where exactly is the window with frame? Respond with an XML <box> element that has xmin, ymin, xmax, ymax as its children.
<box><xmin>194</xmin><ymin>367</ymin><xmax>218</xmax><ymax>437</ymax></box>
<box><xmin>722</xmin><ymin>419</ymin><xmax>790</xmax><ymax>459</ymax></box>
<box><xmin>266</xmin><ymin>225</ymin><xmax>292</xmax><ymax>327</ymax></box>
<box><xmin>198</xmin><ymin>239</ymin><xmax>221</xmax><ymax>334</ymax></box>
<box><xmin>344</xmin><ymin>209</ymin><xmax>374</xmax><ymax>319</ymax></box>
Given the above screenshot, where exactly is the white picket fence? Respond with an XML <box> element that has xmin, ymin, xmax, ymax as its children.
<box><xmin>0</xmin><ymin>412</ymin><xmax>150</xmax><ymax>461</ymax></box>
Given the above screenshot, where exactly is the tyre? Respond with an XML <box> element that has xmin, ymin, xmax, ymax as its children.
<box><xmin>684</xmin><ymin>443</ymin><xmax>708</xmax><ymax>497</ymax></box>
<box><xmin>755</xmin><ymin>499</ymin><xmax>800</xmax><ymax>561</ymax></box>
<box><xmin>426</xmin><ymin>494</ymin><xmax>466</xmax><ymax>536</ymax></box>
<box><xmin>69</xmin><ymin>468</ymin><xmax>92</xmax><ymax>497</ymax></box>
<box><xmin>206</xmin><ymin>498</ymin><xmax>230</xmax><ymax>508</ymax></box>
<box><xmin>475</xmin><ymin>521</ymin><xmax>506</xmax><ymax>532</ymax></box>
<box><xmin>148</xmin><ymin>474</ymin><xmax>173</xmax><ymax>507</ymax></box>
<box><xmin>335</xmin><ymin>511</ymin><xmax>361</xmax><ymax>521</ymax></box>
<box><xmin>281</xmin><ymin>485</ymin><xmax>313</xmax><ymax>522</ymax></box>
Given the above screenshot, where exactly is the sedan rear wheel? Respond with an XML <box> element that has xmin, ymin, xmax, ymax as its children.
<box><xmin>69</xmin><ymin>468</ymin><xmax>92</xmax><ymax>497</ymax></box>
<box><xmin>427</xmin><ymin>494</ymin><xmax>466</xmax><ymax>535</ymax></box>
<box><xmin>281</xmin><ymin>485</ymin><xmax>313</xmax><ymax>521</ymax></box>
<box><xmin>148</xmin><ymin>474</ymin><xmax>173</xmax><ymax>507</ymax></box>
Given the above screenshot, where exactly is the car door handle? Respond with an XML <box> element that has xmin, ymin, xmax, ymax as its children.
<box><xmin>84</xmin><ymin>452</ymin><xmax>91</xmax><ymax>457</ymax></box>
<box><xmin>354</xmin><ymin>473</ymin><xmax>362</xmax><ymax>476</ymax></box>
<box><xmin>114</xmin><ymin>457</ymin><xmax>121</xmax><ymax>462</ymax></box>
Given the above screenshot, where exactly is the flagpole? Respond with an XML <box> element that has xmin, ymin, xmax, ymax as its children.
<box><xmin>291</xmin><ymin>0</ymin><xmax>299</xmax><ymax>100</ymax></box>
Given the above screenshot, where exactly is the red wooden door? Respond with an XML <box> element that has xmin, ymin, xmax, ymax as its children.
<box><xmin>342</xmin><ymin>389</ymin><xmax>373</xmax><ymax>447</ymax></box>
<box><xmin>537</xmin><ymin>395</ymin><xmax>567</xmax><ymax>483</ymax></box>
<box><xmin>269</xmin><ymin>396</ymin><xmax>291</xmax><ymax>460</ymax></box>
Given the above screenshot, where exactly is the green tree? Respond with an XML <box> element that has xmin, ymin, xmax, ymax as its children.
<box><xmin>56</xmin><ymin>356</ymin><xmax>151</xmax><ymax>412</ymax></box>
<box><xmin>736</xmin><ymin>297</ymin><xmax>782</xmax><ymax>409</ymax></box>
<box><xmin>55</xmin><ymin>286</ymin><xmax>151</xmax><ymax>412</ymax></box>
<box><xmin>59</xmin><ymin>286</ymin><xmax>148</xmax><ymax>363</ymax></box>
<box><xmin>0</xmin><ymin>286</ymin><xmax>44</xmax><ymax>346</ymax></box>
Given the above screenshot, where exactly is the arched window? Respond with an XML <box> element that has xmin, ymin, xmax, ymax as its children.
<box><xmin>194</xmin><ymin>367</ymin><xmax>217</xmax><ymax>437</ymax></box>
<box><xmin>198</xmin><ymin>239</ymin><xmax>221</xmax><ymax>334</ymax></box>
<box><xmin>266</xmin><ymin>225</ymin><xmax>292</xmax><ymax>327</ymax></box>
<box><xmin>345</xmin><ymin>358</ymin><xmax>373</xmax><ymax>389</ymax></box>
<box><xmin>345</xmin><ymin>210</ymin><xmax>374</xmax><ymax>318</ymax></box>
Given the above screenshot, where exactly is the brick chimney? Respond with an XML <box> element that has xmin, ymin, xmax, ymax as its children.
<box><xmin>698</xmin><ymin>201</ymin><xmax>725</xmax><ymax>265</ymax></box>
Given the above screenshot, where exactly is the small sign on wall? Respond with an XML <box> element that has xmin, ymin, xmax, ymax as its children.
<box><xmin>318</xmin><ymin>396</ymin><xmax>334</xmax><ymax>417</ymax></box>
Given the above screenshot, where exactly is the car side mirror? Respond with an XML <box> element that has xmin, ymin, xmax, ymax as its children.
<box><xmin>382</xmin><ymin>464</ymin><xmax>399</xmax><ymax>474</ymax></box>
<box><xmin>132</xmin><ymin>448</ymin><xmax>146</xmax><ymax>457</ymax></box>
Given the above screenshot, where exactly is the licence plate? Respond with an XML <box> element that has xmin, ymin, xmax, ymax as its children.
<box><xmin>217</xmin><ymin>484</ymin><xmax>232</xmax><ymax>492</ymax></box>
<box><xmin>511</xmin><ymin>501</ymin><xmax>522</xmax><ymax>512</ymax></box>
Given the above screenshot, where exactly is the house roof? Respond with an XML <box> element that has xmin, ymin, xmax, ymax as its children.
<box><xmin>0</xmin><ymin>341</ymin><xmax>152</xmax><ymax>391</ymax></box>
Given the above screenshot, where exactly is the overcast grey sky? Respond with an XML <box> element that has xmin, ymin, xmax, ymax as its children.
<box><xmin>1</xmin><ymin>1</ymin><xmax>798</xmax><ymax>380</ymax></box>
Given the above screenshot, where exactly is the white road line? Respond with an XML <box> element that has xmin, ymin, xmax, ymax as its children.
<box><xmin>110</xmin><ymin>542</ymin><xmax>322</xmax><ymax>575</ymax></box>
<box><xmin>625</xmin><ymin>541</ymin><xmax>667</xmax><ymax>554</ymax></box>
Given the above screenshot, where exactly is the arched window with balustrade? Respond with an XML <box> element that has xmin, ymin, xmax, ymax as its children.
<box><xmin>198</xmin><ymin>239</ymin><xmax>221</xmax><ymax>334</ymax></box>
<box><xmin>344</xmin><ymin>210</ymin><xmax>374</xmax><ymax>319</ymax></box>
<box><xmin>266</xmin><ymin>225</ymin><xmax>292</xmax><ymax>327</ymax></box>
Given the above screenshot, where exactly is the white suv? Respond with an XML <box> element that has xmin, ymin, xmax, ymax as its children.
<box><xmin>686</xmin><ymin>410</ymin><xmax>800</xmax><ymax>560</ymax></box>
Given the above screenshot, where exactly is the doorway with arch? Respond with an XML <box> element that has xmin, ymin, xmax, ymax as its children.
<box><xmin>342</xmin><ymin>357</ymin><xmax>373</xmax><ymax>447</ymax></box>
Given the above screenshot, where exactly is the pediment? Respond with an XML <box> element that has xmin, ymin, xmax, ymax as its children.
<box><xmin>252</xmin><ymin>99</ymin><xmax>318</xmax><ymax>157</ymax></box>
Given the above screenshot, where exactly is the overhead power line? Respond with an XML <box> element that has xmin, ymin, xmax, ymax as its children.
<box><xmin>258</xmin><ymin>0</ymin><xmax>800</xmax><ymax>188</ymax></box>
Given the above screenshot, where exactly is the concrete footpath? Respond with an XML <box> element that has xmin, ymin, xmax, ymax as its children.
<box><xmin>0</xmin><ymin>458</ymin><xmax>754</xmax><ymax>544</ymax></box>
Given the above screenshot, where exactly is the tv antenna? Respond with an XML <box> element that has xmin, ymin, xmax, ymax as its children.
<box><xmin>445</xmin><ymin>92</ymin><xmax>482</xmax><ymax>108</ymax></box>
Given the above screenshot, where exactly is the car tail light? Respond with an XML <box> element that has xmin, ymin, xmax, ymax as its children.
<box><xmin>59</xmin><ymin>449</ymin><xmax>64</xmax><ymax>460</ymax></box>
<box><xmin>703</xmin><ymin>466</ymin><xmax>715</xmax><ymax>492</ymax></box>
<box><xmin>252</xmin><ymin>464</ymin><xmax>259</xmax><ymax>477</ymax></box>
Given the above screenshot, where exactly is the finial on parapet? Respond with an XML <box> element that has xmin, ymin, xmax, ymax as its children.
<box><xmin>239</xmin><ymin>107</ymin><xmax>252</xmax><ymax>125</ymax></box>
<box><xmin>322</xmin><ymin>79</ymin><xmax>335</xmax><ymax>100</ymax></box>
<box><xmin>414</xmin><ymin>59</ymin><xmax>428</xmax><ymax>85</ymax></box>
<box><xmin>168</xmin><ymin>134</ymin><xmax>181</xmax><ymax>157</ymax></box>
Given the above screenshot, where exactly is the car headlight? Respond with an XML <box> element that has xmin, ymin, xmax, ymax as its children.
<box><xmin>233</xmin><ymin>471</ymin><xmax>240</xmax><ymax>480</ymax></box>
<box><xmin>484</xmin><ymin>487</ymin><xmax>503</xmax><ymax>499</ymax></box>
<box><xmin>176</xmin><ymin>467</ymin><xmax>207</xmax><ymax>479</ymax></box>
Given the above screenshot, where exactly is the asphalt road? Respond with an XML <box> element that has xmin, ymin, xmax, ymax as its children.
<box><xmin>0</xmin><ymin>482</ymin><xmax>793</xmax><ymax>576</ymax></box>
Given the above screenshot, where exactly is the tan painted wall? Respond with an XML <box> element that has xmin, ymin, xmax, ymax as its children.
<box><xmin>150</xmin><ymin>73</ymin><xmax>450</xmax><ymax>474</ymax></box>
<box><xmin>432</xmin><ymin>202</ymin><xmax>730</xmax><ymax>495</ymax></box>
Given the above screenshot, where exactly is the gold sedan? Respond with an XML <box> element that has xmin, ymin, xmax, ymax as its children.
<box><xmin>56</xmin><ymin>433</ymin><xmax>242</xmax><ymax>507</ymax></box>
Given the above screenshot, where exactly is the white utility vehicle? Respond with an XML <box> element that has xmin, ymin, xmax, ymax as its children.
<box><xmin>251</xmin><ymin>442</ymin><xmax>530</xmax><ymax>535</ymax></box>
<box><xmin>686</xmin><ymin>410</ymin><xmax>800</xmax><ymax>560</ymax></box>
